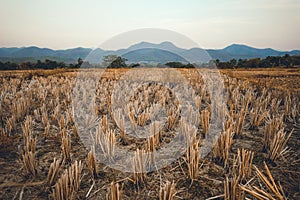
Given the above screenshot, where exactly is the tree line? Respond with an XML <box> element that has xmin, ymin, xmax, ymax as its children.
<box><xmin>0</xmin><ymin>58</ymin><xmax>83</xmax><ymax>70</ymax></box>
<box><xmin>0</xmin><ymin>54</ymin><xmax>300</xmax><ymax>70</ymax></box>
<box><xmin>215</xmin><ymin>54</ymin><xmax>300</xmax><ymax>69</ymax></box>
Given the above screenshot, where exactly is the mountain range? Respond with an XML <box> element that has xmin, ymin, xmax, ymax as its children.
<box><xmin>0</xmin><ymin>42</ymin><xmax>299</xmax><ymax>63</ymax></box>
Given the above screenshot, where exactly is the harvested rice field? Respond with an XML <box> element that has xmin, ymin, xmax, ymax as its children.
<box><xmin>0</xmin><ymin>68</ymin><xmax>299</xmax><ymax>199</ymax></box>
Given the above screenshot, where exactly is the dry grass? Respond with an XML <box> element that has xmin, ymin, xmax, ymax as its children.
<box><xmin>5</xmin><ymin>116</ymin><xmax>16</xmax><ymax>134</ymax></box>
<box><xmin>22</xmin><ymin>150</ymin><xmax>37</xmax><ymax>177</ymax></box>
<box><xmin>185</xmin><ymin>139</ymin><xmax>200</xmax><ymax>180</ymax></box>
<box><xmin>0</xmin><ymin>68</ymin><xmax>299</xmax><ymax>199</ymax></box>
<box><xmin>201</xmin><ymin>109</ymin><xmax>210</xmax><ymax>134</ymax></box>
<box><xmin>44</xmin><ymin>123</ymin><xmax>50</xmax><ymax>139</ymax></box>
<box><xmin>52</xmin><ymin>160</ymin><xmax>83</xmax><ymax>200</ymax></box>
<box><xmin>224</xmin><ymin>175</ymin><xmax>245</xmax><ymax>200</ymax></box>
<box><xmin>159</xmin><ymin>181</ymin><xmax>176</xmax><ymax>200</ymax></box>
<box><xmin>73</xmin><ymin>124</ymin><xmax>79</xmax><ymax>138</ymax></box>
<box><xmin>102</xmin><ymin>115</ymin><xmax>109</xmax><ymax>133</ymax></box>
<box><xmin>263</xmin><ymin>116</ymin><xmax>284</xmax><ymax>151</ymax></box>
<box><xmin>250</xmin><ymin>92</ymin><xmax>270</xmax><ymax>129</ymax></box>
<box><xmin>132</xmin><ymin>149</ymin><xmax>149</xmax><ymax>185</ymax></box>
<box><xmin>21</xmin><ymin>116</ymin><xmax>37</xmax><ymax>177</ymax></box>
<box><xmin>146</xmin><ymin>121</ymin><xmax>161</xmax><ymax>154</ymax></box>
<box><xmin>87</xmin><ymin>146</ymin><xmax>97</xmax><ymax>179</ymax></box>
<box><xmin>113</xmin><ymin>109</ymin><xmax>126</xmax><ymax>140</ymax></box>
<box><xmin>268</xmin><ymin>129</ymin><xmax>293</xmax><ymax>162</ymax></box>
<box><xmin>213</xmin><ymin>128</ymin><xmax>233</xmax><ymax>167</ymax></box>
<box><xmin>22</xmin><ymin>116</ymin><xmax>35</xmax><ymax>153</ymax></box>
<box><xmin>59</xmin><ymin>115</ymin><xmax>65</xmax><ymax>130</ymax></box>
<box><xmin>241</xmin><ymin>162</ymin><xmax>287</xmax><ymax>200</ymax></box>
<box><xmin>96</xmin><ymin>127</ymin><xmax>116</xmax><ymax>161</ymax></box>
<box><xmin>167</xmin><ymin>109</ymin><xmax>178</xmax><ymax>130</ymax></box>
<box><xmin>232</xmin><ymin>148</ymin><xmax>254</xmax><ymax>182</ymax></box>
<box><xmin>234</xmin><ymin>108</ymin><xmax>247</xmax><ymax>136</ymax></box>
<box><xmin>41</xmin><ymin>104</ymin><xmax>49</xmax><ymax>126</ymax></box>
<box><xmin>146</xmin><ymin>135</ymin><xmax>158</xmax><ymax>168</ymax></box>
<box><xmin>61</xmin><ymin>134</ymin><xmax>71</xmax><ymax>163</ymax></box>
<box><xmin>107</xmin><ymin>181</ymin><xmax>122</xmax><ymax>200</ymax></box>
<box><xmin>46</xmin><ymin>158</ymin><xmax>60</xmax><ymax>186</ymax></box>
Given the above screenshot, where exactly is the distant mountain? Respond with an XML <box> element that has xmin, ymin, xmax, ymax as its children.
<box><xmin>56</xmin><ymin>47</ymin><xmax>91</xmax><ymax>60</ymax></box>
<box><xmin>125</xmin><ymin>41</ymin><xmax>185</xmax><ymax>53</ymax></box>
<box><xmin>224</xmin><ymin>44</ymin><xmax>280</xmax><ymax>56</ymax></box>
<box><xmin>0</xmin><ymin>47</ymin><xmax>92</xmax><ymax>63</ymax></box>
<box><xmin>290</xmin><ymin>50</ymin><xmax>300</xmax><ymax>55</ymax></box>
<box><xmin>122</xmin><ymin>48</ymin><xmax>187</xmax><ymax>63</ymax></box>
<box><xmin>0</xmin><ymin>47</ymin><xmax>21</xmax><ymax>57</ymax></box>
<box><xmin>207</xmin><ymin>44</ymin><xmax>298</xmax><ymax>61</ymax></box>
<box><xmin>11</xmin><ymin>46</ymin><xmax>56</xmax><ymax>57</ymax></box>
<box><xmin>0</xmin><ymin>42</ymin><xmax>299</xmax><ymax>63</ymax></box>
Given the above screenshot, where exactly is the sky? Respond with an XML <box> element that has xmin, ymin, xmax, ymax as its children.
<box><xmin>0</xmin><ymin>0</ymin><xmax>299</xmax><ymax>50</ymax></box>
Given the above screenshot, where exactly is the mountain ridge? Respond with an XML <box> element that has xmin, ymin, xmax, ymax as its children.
<box><xmin>0</xmin><ymin>42</ymin><xmax>299</xmax><ymax>63</ymax></box>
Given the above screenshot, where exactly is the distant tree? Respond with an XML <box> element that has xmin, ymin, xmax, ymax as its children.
<box><xmin>245</xmin><ymin>58</ymin><xmax>260</xmax><ymax>68</ymax></box>
<box><xmin>280</xmin><ymin>54</ymin><xmax>292</xmax><ymax>67</ymax></box>
<box><xmin>290</xmin><ymin>55</ymin><xmax>300</xmax><ymax>66</ymax></box>
<box><xmin>237</xmin><ymin>59</ymin><xmax>247</xmax><ymax>68</ymax></box>
<box><xmin>129</xmin><ymin>63</ymin><xmax>140</xmax><ymax>68</ymax></box>
<box><xmin>78</xmin><ymin>57</ymin><xmax>83</xmax><ymax>65</ymax></box>
<box><xmin>19</xmin><ymin>62</ymin><xmax>33</xmax><ymax>70</ymax></box>
<box><xmin>186</xmin><ymin>63</ymin><xmax>194</xmax><ymax>68</ymax></box>
<box><xmin>74</xmin><ymin>57</ymin><xmax>83</xmax><ymax>68</ymax></box>
<box><xmin>102</xmin><ymin>55</ymin><xmax>127</xmax><ymax>68</ymax></box>
<box><xmin>165</xmin><ymin>62</ymin><xmax>186</xmax><ymax>68</ymax></box>
<box><xmin>229</xmin><ymin>59</ymin><xmax>237</xmax><ymax>68</ymax></box>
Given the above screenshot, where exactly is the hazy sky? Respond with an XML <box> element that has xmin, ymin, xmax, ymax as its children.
<box><xmin>0</xmin><ymin>0</ymin><xmax>299</xmax><ymax>50</ymax></box>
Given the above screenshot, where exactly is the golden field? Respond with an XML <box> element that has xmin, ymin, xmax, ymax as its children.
<box><xmin>0</xmin><ymin>68</ymin><xmax>299</xmax><ymax>199</ymax></box>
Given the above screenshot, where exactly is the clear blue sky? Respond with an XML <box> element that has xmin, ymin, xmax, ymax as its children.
<box><xmin>0</xmin><ymin>0</ymin><xmax>299</xmax><ymax>50</ymax></box>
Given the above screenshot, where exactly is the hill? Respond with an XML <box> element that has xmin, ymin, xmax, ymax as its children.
<box><xmin>0</xmin><ymin>42</ymin><xmax>299</xmax><ymax>63</ymax></box>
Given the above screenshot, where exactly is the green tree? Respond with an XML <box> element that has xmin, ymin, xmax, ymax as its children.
<box><xmin>229</xmin><ymin>59</ymin><xmax>237</xmax><ymax>68</ymax></box>
<box><xmin>102</xmin><ymin>55</ymin><xmax>127</xmax><ymax>68</ymax></box>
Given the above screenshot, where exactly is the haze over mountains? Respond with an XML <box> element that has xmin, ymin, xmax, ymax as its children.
<box><xmin>0</xmin><ymin>42</ymin><xmax>299</xmax><ymax>63</ymax></box>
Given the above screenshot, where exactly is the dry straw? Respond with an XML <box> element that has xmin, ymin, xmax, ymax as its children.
<box><xmin>22</xmin><ymin>150</ymin><xmax>37</xmax><ymax>177</ymax></box>
<box><xmin>102</xmin><ymin>115</ymin><xmax>108</xmax><ymax>133</ymax></box>
<box><xmin>159</xmin><ymin>181</ymin><xmax>176</xmax><ymax>200</ymax></box>
<box><xmin>250</xmin><ymin>94</ymin><xmax>270</xmax><ymax>129</ymax></box>
<box><xmin>235</xmin><ymin>108</ymin><xmax>247</xmax><ymax>136</ymax></box>
<box><xmin>5</xmin><ymin>116</ymin><xmax>16</xmax><ymax>134</ymax></box>
<box><xmin>44</xmin><ymin>123</ymin><xmax>50</xmax><ymax>138</ymax></box>
<box><xmin>106</xmin><ymin>181</ymin><xmax>122</xmax><ymax>200</ymax></box>
<box><xmin>87</xmin><ymin>146</ymin><xmax>97</xmax><ymax>179</ymax></box>
<box><xmin>167</xmin><ymin>107</ymin><xmax>178</xmax><ymax>130</ymax></box>
<box><xmin>21</xmin><ymin>116</ymin><xmax>37</xmax><ymax>177</ymax></box>
<box><xmin>241</xmin><ymin>162</ymin><xmax>287</xmax><ymax>200</ymax></box>
<box><xmin>22</xmin><ymin>116</ymin><xmax>35</xmax><ymax>152</ymax></box>
<box><xmin>59</xmin><ymin>115</ymin><xmax>65</xmax><ymax>130</ymax></box>
<box><xmin>114</xmin><ymin>109</ymin><xmax>126</xmax><ymax>140</ymax></box>
<box><xmin>263</xmin><ymin>116</ymin><xmax>284</xmax><ymax>151</ymax></box>
<box><xmin>232</xmin><ymin>148</ymin><xmax>254</xmax><ymax>182</ymax></box>
<box><xmin>213</xmin><ymin>128</ymin><xmax>233</xmax><ymax>167</ymax></box>
<box><xmin>96</xmin><ymin>127</ymin><xmax>116</xmax><ymax>161</ymax></box>
<box><xmin>41</xmin><ymin>104</ymin><xmax>49</xmax><ymax>125</ymax></box>
<box><xmin>201</xmin><ymin>109</ymin><xmax>210</xmax><ymax>135</ymax></box>
<box><xmin>47</xmin><ymin>158</ymin><xmax>60</xmax><ymax>186</ymax></box>
<box><xmin>268</xmin><ymin>129</ymin><xmax>292</xmax><ymax>162</ymax></box>
<box><xmin>52</xmin><ymin>160</ymin><xmax>83</xmax><ymax>200</ymax></box>
<box><xmin>186</xmin><ymin>139</ymin><xmax>200</xmax><ymax>180</ymax></box>
<box><xmin>61</xmin><ymin>134</ymin><xmax>71</xmax><ymax>163</ymax></box>
<box><xmin>132</xmin><ymin>149</ymin><xmax>148</xmax><ymax>185</ymax></box>
<box><xmin>224</xmin><ymin>175</ymin><xmax>245</xmax><ymax>200</ymax></box>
